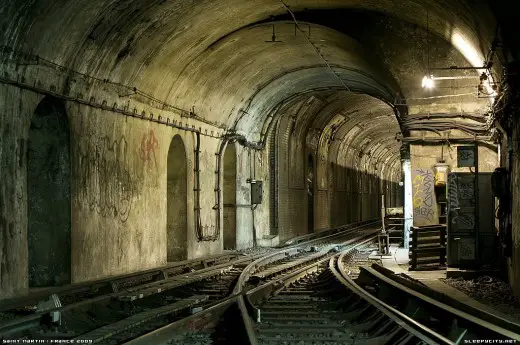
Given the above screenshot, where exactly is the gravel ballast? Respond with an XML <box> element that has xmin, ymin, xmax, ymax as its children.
<box><xmin>442</xmin><ymin>276</ymin><xmax>520</xmax><ymax>322</ymax></box>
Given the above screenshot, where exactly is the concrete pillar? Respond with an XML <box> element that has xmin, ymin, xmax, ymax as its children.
<box><xmin>401</xmin><ymin>145</ymin><xmax>413</xmax><ymax>249</ymax></box>
<box><xmin>0</xmin><ymin>85</ymin><xmax>42</xmax><ymax>299</ymax></box>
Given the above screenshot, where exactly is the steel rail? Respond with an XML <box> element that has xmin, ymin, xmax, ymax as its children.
<box><xmin>0</xmin><ymin>253</ymin><xmax>241</xmax><ymax>312</ymax></box>
<box><xmin>236</xmin><ymin>226</ymin><xmax>382</xmax><ymax>345</ymax></box>
<box><xmin>121</xmin><ymin>228</ymin><xmax>520</xmax><ymax>345</ymax></box>
<box><xmin>0</xmin><ymin>262</ymin><xmax>240</xmax><ymax>337</ymax></box>
<box><xmin>0</xmin><ymin>219</ymin><xmax>377</xmax><ymax>315</ymax></box>
<box><xmin>282</xmin><ymin>219</ymin><xmax>379</xmax><ymax>246</ymax></box>
<box><xmin>372</xmin><ymin>264</ymin><xmax>520</xmax><ymax>336</ymax></box>
<box><xmin>358</xmin><ymin>265</ymin><xmax>520</xmax><ymax>341</ymax></box>
<box><xmin>121</xmin><ymin>221</ymin><xmax>381</xmax><ymax>345</ymax></box>
<box><xmin>239</xmin><ymin>237</ymin><xmax>451</xmax><ymax>345</ymax></box>
<box><xmin>232</xmin><ymin>221</ymin><xmax>381</xmax><ymax>297</ymax></box>
<box><xmin>335</xmin><ymin>250</ymin><xmax>453</xmax><ymax>344</ymax></box>
<box><xmin>245</xmin><ymin>230</ymin><xmax>380</xmax><ymax>305</ymax></box>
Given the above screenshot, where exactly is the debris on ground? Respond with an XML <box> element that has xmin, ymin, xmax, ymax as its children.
<box><xmin>237</xmin><ymin>246</ymin><xmax>277</xmax><ymax>256</ymax></box>
<box><xmin>442</xmin><ymin>275</ymin><xmax>520</xmax><ymax>322</ymax></box>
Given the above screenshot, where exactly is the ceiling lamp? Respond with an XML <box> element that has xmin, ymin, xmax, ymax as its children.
<box><xmin>422</xmin><ymin>75</ymin><xmax>435</xmax><ymax>89</ymax></box>
<box><xmin>422</xmin><ymin>10</ymin><xmax>434</xmax><ymax>90</ymax></box>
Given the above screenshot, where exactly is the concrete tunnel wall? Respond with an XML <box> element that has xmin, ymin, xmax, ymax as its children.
<box><xmin>0</xmin><ymin>83</ymin><xmax>230</xmax><ymax>296</ymax></box>
<box><xmin>410</xmin><ymin>133</ymin><xmax>498</xmax><ymax>174</ymax></box>
<box><xmin>0</xmin><ymin>78</ymin><xmax>402</xmax><ymax>299</ymax></box>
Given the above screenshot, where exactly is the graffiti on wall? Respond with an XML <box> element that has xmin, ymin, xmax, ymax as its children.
<box><xmin>458</xmin><ymin>179</ymin><xmax>475</xmax><ymax>200</ymax></box>
<box><xmin>448</xmin><ymin>173</ymin><xmax>459</xmax><ymax>224</ymax></box>
<box><xmin>139</xmin><ymin>129</ymin><xmax>159</xmax><ymax>169</ymax></box>
<box><xmin>448</xmin><ymin>173</ymin><xmax>476</xmax><ymax>230</ymax></box>
<box><xmin>458</xmin><ymin>213</ymin><xmax>475</xmax><ymax>229</ymax></box>
<box><xmin>74</xmin><ymin>133</ymin><xmax>137</xmax><ymax>223</ymax></box>
<box><xmin>458</xmin><ymin>239</ymin><xmax>475</xmax><ymax>260</ymax></box>
<box><xmin>457</xmin><ymin>146</ymin><xmax>475</xmax><ymax>167</ymax></box>
<box><xmin>412</xmin><ymin>168</ymin><xmax>438</xmax><ymax>226</ymax></box>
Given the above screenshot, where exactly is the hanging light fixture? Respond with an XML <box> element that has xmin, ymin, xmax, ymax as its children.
<box><xmin>422</xmin><ymin>75</ymin><xmax>435</xmax><ymax>89</ymax></box>
<box><xmin>422</xmin><ymin>10</ymin><xmax>434</xmax><ymax>89</ymax></box>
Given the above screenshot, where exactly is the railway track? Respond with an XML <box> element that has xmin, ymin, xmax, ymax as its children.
<box><xmin>245</xmin><ymin>247</ymin><xmax>520</xmax><ymax>345</ymax></box>
<box><xmin>124</xmin><ymin>229</ymin><xmax>520</xmax><ymax>345</ymax></box>
<box><xmin>7</xmin><ymin>219</ymin><xmax>514</xmax><ymax>345</ymax></box>
<box><xmin>356</xmin><ymin>264</ymin><xmax>520</xmax><ymax>342</ymax></box>
<box><xmin>122</xmin><ymin>227</ymin><xmax>381</xmax><ymax>345</ymax></box>
<box><xmin>0</xmin><ymin>253</ymin><xmax>242</xmax><ymax>313</ymax></box>
<box><xmin>244</xmin><ymin>236</ymin><xmax>436</xmax><ymax>345</ymax></box>
<box><xmin>0</xmin><ymin>220</ymin><xmax>379</xmax><ymax>344</ymax></box>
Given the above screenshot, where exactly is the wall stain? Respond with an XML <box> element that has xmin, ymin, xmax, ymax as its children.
<box><xmin>74</xmin><ymin>133</ymin><xmax>137</xmax><ymax>223</ymax></box>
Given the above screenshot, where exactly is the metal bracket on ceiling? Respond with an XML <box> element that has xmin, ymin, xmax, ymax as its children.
<box><xmin>265</xmin><ymin>24</ymin><xmax>283</xmax><ymax>43</ymax></box>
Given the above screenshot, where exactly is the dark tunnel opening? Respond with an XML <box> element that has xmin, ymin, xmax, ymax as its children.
<box><xmin>27</xmin><ymin>96</ymin><xmax>71</xmax><ymax>287</ymax></box>
<box><xmin>223</xmin><ymin>143</ymin><xmax>237</xmax><ymax>250</ymax></box>
<box><xmin>166</xmin><ymin>135</ymin><xmax>188</xmax><ymax>262</ymax></box>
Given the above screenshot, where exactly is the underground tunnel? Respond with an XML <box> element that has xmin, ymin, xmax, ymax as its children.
<box><xmin>0</xmin><ymin>0</ymin><xmax>520</xmax><ymax>343</ymax></box>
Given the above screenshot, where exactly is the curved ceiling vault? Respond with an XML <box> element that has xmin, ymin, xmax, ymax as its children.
<box><xmin>0</xmin><ymin>0</ymin><xmax>499</xmax><ymax>181</ymax></box>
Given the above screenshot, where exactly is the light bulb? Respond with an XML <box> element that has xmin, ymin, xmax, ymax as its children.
<box><xmin>422</xmin><ymin>75</ymin><xmax>434</xmax><ymax>89</ymax></box>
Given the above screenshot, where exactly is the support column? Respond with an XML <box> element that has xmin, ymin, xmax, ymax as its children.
<box><xmin>401</xmin><ymin>144</ymin><xmax>413</xmax><ymax>249</ymax></box>
<box><xmin>0</xmin><ymin>85</ymin><xmax>42</xmax><ymax>299</ymax></box>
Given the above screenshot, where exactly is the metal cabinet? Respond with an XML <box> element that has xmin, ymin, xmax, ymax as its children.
<box><xmin>447</xmin><ymin>172</ymin><xmax>496</xmax><ymax>268</ymax></box>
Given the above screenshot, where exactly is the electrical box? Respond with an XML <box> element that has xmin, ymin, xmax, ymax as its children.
<box><xmin>457</xmin><ymin>146</ymin><xmax>476</xmax><ymax>167</ymax></box>
<box><xmin>491</xmin><ymin>167</ymin><xmax>508</xmax><ymax>198</ymax></box>
<box><xmin>250</xmin><ymin>180</ymin><xmax>263</xmax><ymax>204</ymax></box>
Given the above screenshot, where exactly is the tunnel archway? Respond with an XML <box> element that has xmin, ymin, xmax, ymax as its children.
<box><xmin>27</xmin><ymin>96</ymin><xmax>71</xmax><ymax>287</ymax></box>
<box><xmin>167</xmin><ymin>135</ymin><xmax>188</xmax><ymax>261</ymax></box>
<box><xmin>223</xmin><ymin>144</ymin><xmax>237</xmax><ymax>250</ymax></box>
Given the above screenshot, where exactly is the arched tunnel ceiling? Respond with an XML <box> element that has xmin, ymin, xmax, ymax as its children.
<box><xmin>271</xmin><ymin>92</ymin><xmax>402</xmax><ymax>181</ymax></box>
<box><xmin>1</xmin><ymin>0</ymin><xmax>499</xmax><ymax>180</ymax></box>
<box><xmin>170</xmin><ymin>21</ymin><xmax>401</xmax><ymax>134</ymax></box>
